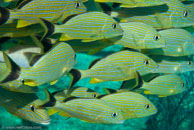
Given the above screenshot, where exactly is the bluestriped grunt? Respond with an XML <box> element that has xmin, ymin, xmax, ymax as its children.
<box><xmin>54</xmin><ymin>12</ymin><xmax>123</xmax><ymax>42</ymax></box>
<box><xmin>79</xmin><ymin>50</ymin><xmax>158</xmax><ymax>83</ymax></box>
<box><xmin>99</xmin><ymin>91</ymin><xmax>157</xmax><ymax>119</ymax></box>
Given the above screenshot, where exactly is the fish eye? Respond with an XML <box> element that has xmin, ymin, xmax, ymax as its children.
<box><xmin>144</xmin><ymin>59</ymin><xmax>149</xmax><ymax>65</ymax></box>
<box><xmin>154</xmin><ymin>35</ymin><xmax>159</xmax><ymax>41</ymax></box>
<box><xmin>20</xmin><ymin>79</ymin><xmax>25</xmax><ymax>84</ymax></box>
<box><xmin>145</xmin><ymin>104</ymin><xmax>150</xmax><ymax>109</ymax></box>
<box><xmin>112</xmin><ymin>112</ymin><xmax>117</xmax><ymax>117</ymax></box>
<box><xmin>188</xmin><ymin>61</ymin><xmax>192</xmax><ymax>65</ymax></box>
<box><xmin>183</xmin><ymin>10</ymin><xmax>188</xmax><ymax>17</ymax></box>
<box><xmin>30</xmin><ymin>105</ymin><xmax>35</xmax><ymax>112</ymax></box>
<box><xmin>75</xmin><ymin>1</ymin><xmax>80</xmax><ymax>8</ymax></box>
<box><xmin>182</xmin><ymin>82</ymin><xmax>184</xmax><ymax>87</ymax></box>
<box><xmin>93</xmin><ymin>93</ymin><xmax>97</xmax><ymax>98</ymax></box>
<box><xmin>112</xmin><ymin>23</ymin><xmax>117</xmax><ymax>29</ymax></box>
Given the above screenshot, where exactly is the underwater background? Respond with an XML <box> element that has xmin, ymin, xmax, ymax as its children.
<box><xmin>0</xmin><ymin>0</ymin><xmax>194</xmax><ymax>130</ymax></box>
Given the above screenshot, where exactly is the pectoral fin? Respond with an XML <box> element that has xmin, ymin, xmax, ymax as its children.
<box><xmin>16</xmin><ymin>20</ymin><xmax>33</xmax><ymax>28</ymax></box>
<box><xmin>59</xmin><ymin>34</ymin><xmax>73</xmax><ymax>41</ymax></box>
<box><xmin>47</xmin><ymin>108</ymin><xmax>59</xmax><ymax>116</ymax></box>
<box><xmin>89</xmin><ymin>78</ymin><xmax>104</xmax><ymax>84</ymax></box>
<box><xmin>50</xmin><ymin>80</ymin><xmax>58</xmax><ymax>85</ymax></box>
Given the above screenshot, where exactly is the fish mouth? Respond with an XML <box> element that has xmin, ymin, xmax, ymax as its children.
<box><xmin>116</xmin><ymin>120</ymin><xmax>124</xmax><ymax>124</ymax></box>
<box><xmin>40</xmin><ymin>120</ymin><xmax>50</xmax><ymax>125</ymax></box>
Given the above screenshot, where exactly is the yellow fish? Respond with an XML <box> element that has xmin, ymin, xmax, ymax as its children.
<box><xmin>53</xmin><ymin>86</ymin><xmax>99</xmax><ymax>102</ymax></box>
<box><xmin>1</xmin><ymin>43</ymin><xmax>76</xmax><ymax>87</ymax></box>
<box><xmin>95</xmin><ymin>0</ymin><xmax>166</xmax><ymax>8</ymax></box>
<box><xmin>116</xmin><ymin>0</ymin><xmax>194</xmax><ymax>29</ymax></box>
<box><xmin>141</xmin><ymin>29</ymin><xmax>194</xmax><ymax>56</ymax></box>
<box><xmin>114</xmin><ymin>22</ymin><xmax>165</xmax><ymax>49</ymax></box>
<box><xmin>77</xmin><ymin>50</ymin><xmax>158</xmax><ymax>84</ymax></box>
<box><xmin>141</xmin><ymin>74</ymin><xmax>186</xmax><ymax>97</ymax></box>
<box><xmin>54</xmin><ymin>12</ymin><xmax>123</xmax><ymax>42</ymax></box>
<box><xmin>0</xmin><ymin>87</ymin><xmax>50</xmax><ymax>124</ymax></box>
<box><xmin>0</xmin><ymin>0</ymin><xmax>87</xmax><ymax>26</ymax></box>
<box><xmin>99</xmin><ymin>91</ymin><xmax>157</xmax><ymax>119</ymax></box>
<box><xmin>41</xmin><ymin>95</ymin><xmax>124</xmax><ymax>124</ymax></box>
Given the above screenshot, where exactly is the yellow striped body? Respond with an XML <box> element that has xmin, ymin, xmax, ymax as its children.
<box><xmin>120</xmin><ymin>0</ymin><xmax>194</xmax><ymax>29</ymax></box>
<box><xmin>0</xmin><ymin>62</ymin><xmax>37</xmax><ymax>93</ymax></box>
<box><xmin>0</xmin><ymin>87</ymin><xmax>50</xmax><ymax>124</ymax></box>
<box><xmin>80</xmin><ymin>50</ymin><xmax>158</xmax><ymax>83</ymax></box>
<box><xmin>115</xmin><ymin>22</ymin><xmax>165</xmax><ymax>49</ymax></box>
<box><xmin>141</xmin><ymin>29</ymin><xmax>194</xmax><ymax>56</ymax></box>
<box><xmin>0</xmin><ymin>22</ymin><xmax>45</xmax><ymax>40</ymax></box>
<box><xmin>142</xmin><ymin>74</ymin><xmax>186</xmax><ymax>96</ymax></box>
<box><xmin>95</xmin><ymin>0</ymin><xmax>166</xmax><ymax>8</ymax></box>
<box><xmin>54</xmin><ymin>99</ymin><xmax>124</xmax><ymax>124</ymax></box>
<box><xmin>101</xmin><ymin>92</ymin><xmax>157</xmax><ymax>119</ymax></box>
<box><xmin>55</xmin><ymin>12</ymin><xmax>123</xmax><ymax>42</ymax></box>
<box><xmin>54</xmin><ymin>87</ymin><xmax>99</xmax><ymax>102</ymax></box>
<box><xmin>155</xmin><ymin>60</ymin><xmax>194</xmax><ymax>73</ymax></box>
<box><xmin>8</xmin><ymin>0</ymin><xmax>87</xmax><ymax>24</ymax></box>
<box><xmin>19</xmin><ymin>42</ymin><xmax>76</xmax><ymax>86</ymax></box>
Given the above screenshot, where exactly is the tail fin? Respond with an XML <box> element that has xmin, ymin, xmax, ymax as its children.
<box><xmin>120</xmin><ymin>71</ymin><xmax>143</xmax><ymax>91</ymax></box>
<box><xmin>38</xmin><ymin>18</ymin><xmax>54</xmax><ymax>41</ymax></box>
<box><xmin>67</xmin><ymin>69</ymin><xmax>81</xmax><ymax>94</ymax></box>
<box><xmin>0</xmin><ymin>7</ymin><xmax>10</xmax><ymax>25</ymax></box>
<box><xmin>37</xmin><ymin>89</ymin><xmax>56</xmax><ymax>108</ymax></box>
<box><xmin>0</xmin><ymin>51</ymin><xmax>21</xmax><ymax>83</ymax></box>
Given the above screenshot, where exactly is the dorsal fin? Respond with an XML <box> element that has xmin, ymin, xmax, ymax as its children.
<box><xmin>88</xmin><ymin>58</ymin><xmax>101</xmax><ymax>69</ymax></box>
<box><xmin>112</xmin><ymin>3</ymin><xmax>121</xmax><ymax>8</ymax></box>
<box><xmin>97</xmin><ymin>94</ymin><xmax>107</xmax><ymax>99</ymax></box>
<box><xmin>0</xmin><ymin>7</ymin><xmax>10</xmax><ymax>25</ymax></box>
<box><xmin>63</xmin><ymin>96</ymin><xmax>79</xmax><ymax>103</ymax></box>
<box><xmin>99</xmin><ymin>3</ymin><xmax>112</xmax><ymax>15</ymax></box>
<box><xmin>38</xmin><ymin>89</ymin><xmax>56</xmax><ymax>108</ymax></box>
<box><xmin>122</xmin><ymin>47</ymin><xmax>139</xmax><ymax>52</ymax></box>
<box><xmin>52</xmin><ymin>90</ymin><xmax>64</xmax><ymax>96</ymax></box>
<box><xmin>0</xmin><ymin>51</ymin><xmax>21</xmax><ymax>83</ymax></box>
<box><xmin>104</xmin><ymin>88</ymin><xmax>117</xmax><ymax>94</ymax></box>
<box><xmin>86</xmin><ymin>88</ymin><xmax>95</xmax><ymax>92</ymax></box>
<box><xmin>16</xmin><ymin>0</ymin><xmax>33</xmax><ymax>9</ymax></box>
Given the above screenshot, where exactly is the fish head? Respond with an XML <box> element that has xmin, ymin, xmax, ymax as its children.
<box><xmin>138</xmin><ymin>32</ymin><xmax>165</xmax><ymax>49</ymax></box>
<box><xmin>14</xmin><ymin>98</ymin><xmax>50</xmax><ymax>125</ymax></box>
<box><xmin>169</xmin><ymin>2</ymin><xmax>194</xmax><ymax>27</ymax></box>
<box><xmin>95</xmin><ymin>107</ymin><xmax>124</xmax><ymax>124</ymax></box>
<box><xmin>171</xmin><ymin>81</ymin><xmax>186</xmax><ymax>95</ymax></box>
<box><xmin>138</xmin><ymin>56</ymin><xmax>158</xmax><ymax>74</ymax></box>
<box><xmin>71</xmin><ymin>0</ymin><xmax>87</xmax><ymax>15</ymax></box>
<box><xmin>135</xmin><ymin>97</ymin><xmax>157</xmax><ymax>118</ymax></box>
<box><xmin>102</xmin><ymin>19</ymin><xmax>123</xmax><ymax>39</ymax></box>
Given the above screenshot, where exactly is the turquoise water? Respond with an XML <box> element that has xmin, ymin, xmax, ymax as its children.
<box><xmin>0</xmin><ymin>45</ymin><xmax>194</xmax><ymax>130</ymax></box>
<box><xmin>0</xmin><ymin>0</ymin><xmax>194</xmax><ymax>130</ymax></box>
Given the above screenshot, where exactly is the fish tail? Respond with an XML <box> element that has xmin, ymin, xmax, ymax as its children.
<box><xmin>39</xmin><ymin>18</ymin><xmax>55</xmax><ymax>40</ymax></box>
<box><xmin>37</xmin><ymin>89</ymin><xmax>56</xmax><ymax>108</ymax></box>
<box><xmin>0</xmin><ymin>7</ymin><xmax>10</xmax><ymax>25</ymax></box>
<box><xmin>68</xmin><ymin>69</ymin><xmax>82</xmax><ymax>90</ymax></box>
<box><xmin>0</xmin><ymin>51</ymin><xmax>21</xmax><ymax>84</ymax></box>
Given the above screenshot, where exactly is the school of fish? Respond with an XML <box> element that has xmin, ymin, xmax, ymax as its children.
<box><xmin>0</xmin><ymin>0</ymin><xmax>193</xmax><ymax>125</ymax></box>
